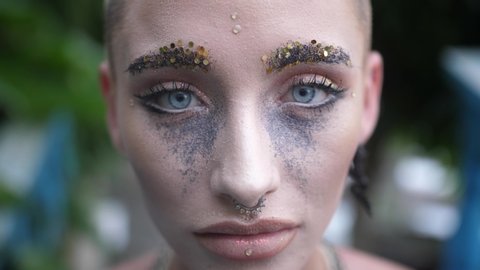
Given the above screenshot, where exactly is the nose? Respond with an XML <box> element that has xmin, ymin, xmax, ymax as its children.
<box><xmin>210</xmin><ymin>105</ymin><xmax>280</xmax><ymax>208</ymax></box>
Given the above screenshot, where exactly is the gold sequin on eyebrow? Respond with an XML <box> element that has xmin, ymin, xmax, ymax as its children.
<box><xmin>261</xmin><ymin>40</ymin><xmax>352</xmax><ymax>74</ymax></box>
<box><xmin>127</xmin><ymin>40</ymin><xmax>211</xmax><ymax>74</ymax></box>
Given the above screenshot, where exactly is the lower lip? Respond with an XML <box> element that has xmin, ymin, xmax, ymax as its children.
<box><xmin>195</xmin><ymin>228</ymin><xmax>297</xmax><ymax>260</ymax></box>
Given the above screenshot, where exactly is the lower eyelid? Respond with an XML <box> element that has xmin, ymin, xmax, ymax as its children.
<box><xmin>281</xmin><ymin>96</ymin><xmax>342</xmax><ymax>119</ymax></box>
<box><xmin>279</xmin><ymin>87</ymin><xmax>346</xmax><ymax>117</ymax></box>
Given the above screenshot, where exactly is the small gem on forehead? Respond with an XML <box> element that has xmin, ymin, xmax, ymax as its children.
<box><xmin>127</xmin><ymin>40</ymin><xmax>211</xmax><ymax>74</ymax></box>
<box><xmin>232</xmin><ymin>24</ymin><xmax>242</xmax><ymax>34</ymax></box>
<box><xmin>261</xmin><ymin>40</ymin><xmax>352</xmax><ymax>73</ymax></box>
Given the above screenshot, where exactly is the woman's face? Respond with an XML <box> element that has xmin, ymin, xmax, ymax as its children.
<box><xmin>102</xmin><ymin>0</ymin><xmax>382</xmax><ymax>269</ymax></box>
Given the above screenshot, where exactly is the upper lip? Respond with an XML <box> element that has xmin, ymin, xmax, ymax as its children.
<box><xmin>194</xmin><ymin>219</ymin><xmax>298</xmax><ymax>236</ymax></box>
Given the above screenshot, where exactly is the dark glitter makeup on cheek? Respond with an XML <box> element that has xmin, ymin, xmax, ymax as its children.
<box><xmin>127</xmin><ymin>40</ymin><xmax>211</xmax><ymax>75</ymax></box>
<box><xmin>128</xmin><ymin>41</ymin><xmax>217</xmax><ymax>192</ymax></box>
<box><xmin>261</xmin><ymin>40</ymin><xmax>352</xmax><ymax>73</ymax></box>
<box><xmin>260</xmin><ymin>40</ymin><xmax>353</xmax><ymax>190</ymax></box>
<box><xmin>266</xmin><ymin>107</ymin><xmax>316</xmax><ymax>160</ymax></box>
<box><xmin>152</xmin><ymin>106</ymin><xmax>224</xmax><ymax>189</ymax></box>
<box><xmin>263</xmin><ymin>99</ymin><xmax>341</xmax><ymax>193</ymax></box>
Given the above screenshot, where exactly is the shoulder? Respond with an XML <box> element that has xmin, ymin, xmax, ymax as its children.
<box><xmin>337</xmin><ymin>246</ymin><xmax>413</xmax><ymax>270</ymax></box>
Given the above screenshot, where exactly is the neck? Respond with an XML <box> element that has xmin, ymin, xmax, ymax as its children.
<box><xmin>302</xmin><ymin>245</ymin><xmax>331</xmax><ymax>270</ymax></box>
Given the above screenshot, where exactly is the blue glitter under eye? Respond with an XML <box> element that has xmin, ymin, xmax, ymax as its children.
<box><xmin>292</xmin><ymin>85</ymin><xmax>316</xmax><ymax>103</ymax></box>
<box><xmin>168</xmin><ymin>91</ymin><xmax>192</xmax><ymax>109</ymax></box>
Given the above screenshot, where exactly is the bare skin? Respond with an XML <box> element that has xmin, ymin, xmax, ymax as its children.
<box><xmin>111</xmin><ymin>248</ymin><xmax>410</xmax><ymax>270</ymax></box>
<box><xmin>99</xmin><ymin>0</ymin><xmax>409</xmax><ymax>269</ymax></box>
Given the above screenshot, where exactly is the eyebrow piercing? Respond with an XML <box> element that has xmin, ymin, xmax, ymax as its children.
<box><xmin>233</xmin><ymin>196</ymin><xmax>266</xmax><ymax>220</ymax></box>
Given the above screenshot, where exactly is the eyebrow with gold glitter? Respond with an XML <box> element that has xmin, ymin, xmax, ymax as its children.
<box><xmin>127</xmin><ymin>40</ymin><xmax>211</xmax><ymax>75</ymax></box>
<box><xmin>261</xmin><ymin>40</ymin><xmax>352</xmax><ymax>73</ymax></box>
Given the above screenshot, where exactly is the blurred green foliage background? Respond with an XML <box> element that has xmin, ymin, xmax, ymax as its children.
<box><xmin>0</xmin><ymin>0</ymin><xmax>107</xmax><ymax>163</ymax></box>
<box><xmin>0</xmin><ymin>0</ymin><xmax>478</xmax><ymax>269</ymax></box>
<box><xmin>0</xmin><ymin>1</ymin><xmax>107</xmax><ymax>269</ymax></box>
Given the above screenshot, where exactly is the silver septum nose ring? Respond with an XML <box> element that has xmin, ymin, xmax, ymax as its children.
<box><xmin>233</xmin><ymin>196</ymin><xmax>266</xmax><ymax>219</ymax></box>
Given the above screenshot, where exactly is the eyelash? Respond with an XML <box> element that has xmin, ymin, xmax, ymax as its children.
<box><xmin>286</xmin><ymin>74</ymin><xmax>346</xmax><ymax>109</ymax></box>
<box><xmin>134</xmin><ymin>74</ymin><xmax>346</xmax><ymax>116</ymax></box>
<box><xmin>136</xmin><ymin>81</ymin><xmax>191</xmax><ymax>97</ymax></box>
<box><xmin>134</xmin><ymin>82</ymin><xmax>197</xmax><ymax>114</ymax></box>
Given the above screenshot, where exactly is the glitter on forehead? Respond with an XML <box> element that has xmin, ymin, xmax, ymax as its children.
<box><xmin>261</xmin><ymin>40</ymin><xmax>352</xmax><ymax>73</ymax></box>
<box><xmin>127</xmin><ymin>40</ymin><xmax>211</xmax><ymax>75</ymax></box>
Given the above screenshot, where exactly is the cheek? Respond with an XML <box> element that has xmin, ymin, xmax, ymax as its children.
<box><xmin>267</xmin><ymin>104</ymin><xmax>360</xmax><ymax>171</ymax></box>
<box><xmin>119</xmin><ymin>106</ymin><xmax>183</xmax><ymax>205</ymax></box>
<box><xmin>116</xmin><ymin>94</ymin><xmax>224</xmax><ymax>216</ymax></box>
<box><xmin>265</xmin><ymin>96</ymin><xmax>362</xmax><ymax>211</ymax></box>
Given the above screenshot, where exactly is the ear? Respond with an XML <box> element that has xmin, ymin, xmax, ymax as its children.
<box><xmin>99</xmin><ymin>61</ymin><xmax>125</xmax><ymax>154</ymax></box>
<box><xmin>359</xmin><ymin>51</ymin><xmax>383</xmax><ymax>144</ymax></box>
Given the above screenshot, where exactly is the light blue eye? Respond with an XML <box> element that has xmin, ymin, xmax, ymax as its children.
<box><xmin>168</xmin><ymin>91</ymin><xmax>192</xmax><ymax>109</ymax></box>
<box><xmin>292</xmin><ymin>85</ymin><xmax>316</xmax><ymax>103</ymax></box>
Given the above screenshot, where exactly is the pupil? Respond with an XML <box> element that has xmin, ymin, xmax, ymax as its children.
<box><xmin>176</xmin><ymin>94</ymin><xmax>185</xmax><ymax>102</ymax></box>
<box><xmin>293</xmin><ymin>85</ymin><xmax>315</xmax><ymax>103</ymax></box>
<box><xmin>168</xmin><ymin>91</ymin><xmax>192</xmax><ymax>109</ymax></box>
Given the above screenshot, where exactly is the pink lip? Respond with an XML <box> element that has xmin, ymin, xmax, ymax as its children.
<box><xmin>194</xmin><ymin>220</ymin><xmax>298</xmax><ymax>260</ymax></box>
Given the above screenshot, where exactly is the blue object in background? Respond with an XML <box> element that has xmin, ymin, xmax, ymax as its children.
<box><xmin>1</xmin><ymin>112</ymin><xmax>77</xmax><ymax>267</ymax></box>
<box><xmin>441</xmin><ymin>48</ymin><xmax>480</xmax><ymax>270</ymax></box>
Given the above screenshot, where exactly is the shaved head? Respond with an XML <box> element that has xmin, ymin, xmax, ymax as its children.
<box><xmin>352</xmin><ymin>0</ymin><xmax>372</xmax><ymax>47</ymax></box>
<box><xmin>104</xmin><ymin>0</ymin><xmax>126</xmax><ymax>71</ymax></box>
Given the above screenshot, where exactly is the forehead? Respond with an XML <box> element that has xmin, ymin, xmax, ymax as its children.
<box><xmin>116</xmin><ymin>0</ymin><xmax>363</xmax><ymax>70</ymax></box>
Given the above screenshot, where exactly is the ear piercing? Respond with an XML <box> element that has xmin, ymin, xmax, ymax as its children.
<box><xmin>233</xmin><ymin>196</ymin><xmax>266</xmax><ymax>219</ymax></box>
